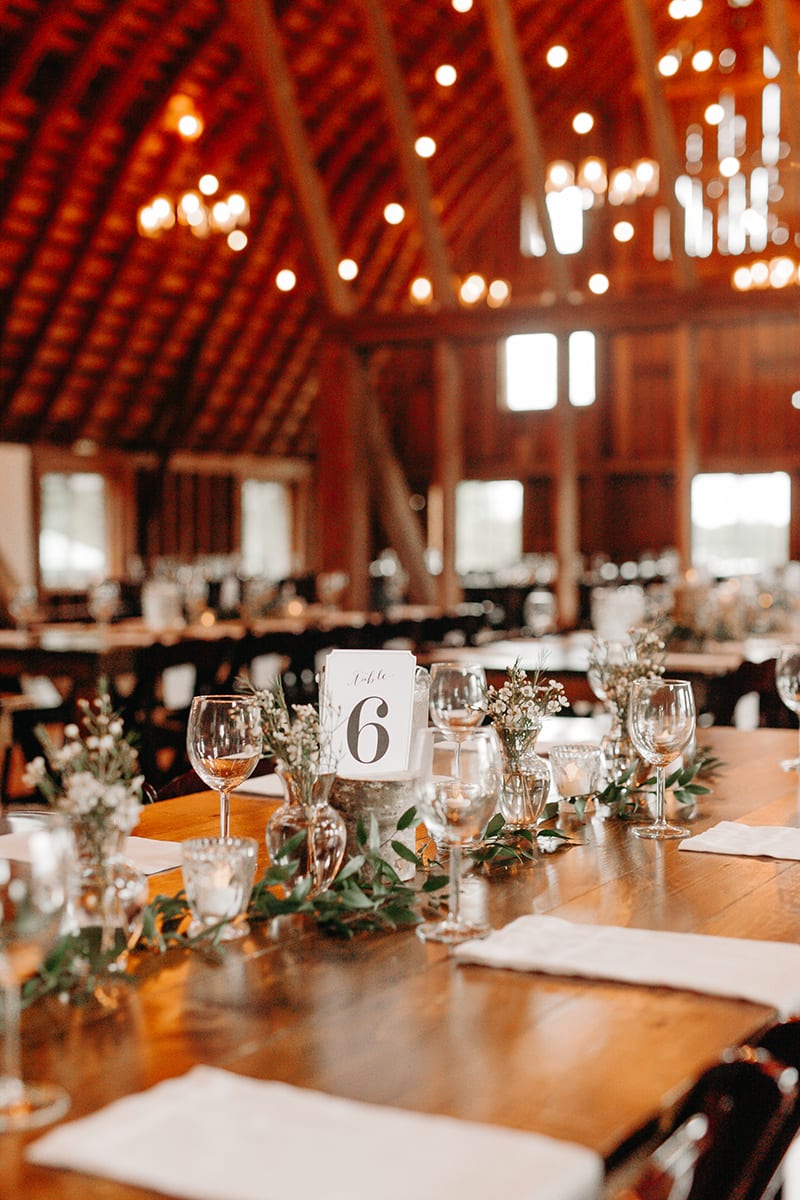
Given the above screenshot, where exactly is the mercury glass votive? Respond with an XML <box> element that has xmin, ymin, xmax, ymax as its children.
<box><xmin>549</xmin><ymin>743</ymin><xmax>605</xmax><ymax>809</ymax></box>
<box><xmin>182</xmin><ymin>836</ymin><xmax>258</xmax><ymax>940</ymax></box>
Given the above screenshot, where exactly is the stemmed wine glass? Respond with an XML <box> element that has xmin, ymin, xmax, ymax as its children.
<box><xmin>412</xmin><ymin>726</ymin><xmax>501</xmax><ymax>944</ymax></box>
<box><xmin>0</xmin><ymin>810</ymin><xmax>74</xmax><ymax>1131</ymax></box>
<box><xmin>186</xmin><ymin>696</ymin><xmax>262</xmax><ymax>837</ymax></box>
<box><xmin>775</xmin><ymin>645</ymin><xmax>800</xmax><ymax>772</ymax></box>
<box><xmin>428</xmin><ymin>663</ymin><xmax>486</xmax><ymax>774</ymax></box>
<box><xmin>627</xmin><ymin>678</ymin><xmax>696</xmax><ymax>841</ymax></box>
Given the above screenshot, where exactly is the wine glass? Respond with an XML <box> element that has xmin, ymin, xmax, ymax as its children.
<box><xmin>429</xmin><ymin>662</ymin><xmax>486</xmax><ymax>735</ymax></box>
<box><xmin>627</xmin><ymin>678</ymin><xmax>696</xmax><ymax>841</ymax></box>
<box><xmin>412</xmin><ymin>726</ymin><xmax>501</xmax><ymax>944</ymax></box>
<box><xmin>775</xmin><ymin>645</ymin><xmax>800</xmax><ymax>772</ymax></box>
<box><xmin>0</xmin><ymin>810</ymin><xmax>74</xmax><ymax>1131</ymax></box>
<box><xmin>87</xmin><ymin>579</ymin><xmax>120</xmax><ymax>630</ymax></box>
<box><xmin>186</xmin><ymin>696</ymin><xmax>262</xmax><ymax>837</ymax></box>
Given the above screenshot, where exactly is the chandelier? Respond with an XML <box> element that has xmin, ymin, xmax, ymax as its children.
<box><xmin>137</xmin><ymin>174</ymin><xmax>250</xmax><ymax>251</ymax></box>
<box><xmin>137</xmin><ymin>96</ymin><xmax>250</xmax><ymax>251</ymax></box>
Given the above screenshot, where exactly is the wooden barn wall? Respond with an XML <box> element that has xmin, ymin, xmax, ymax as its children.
<box><xmin>136</xmin><ymin>470</ymin><xmax>237</xmax><ymax>563</ymax></box>
<box><xmin>385</xmin><ymin>310</ymin><xmax>800</xmax><ymax>563</ymax></box>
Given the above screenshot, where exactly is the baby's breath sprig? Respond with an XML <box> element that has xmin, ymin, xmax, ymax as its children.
<box><xmin>482</xmin><ymin>660</ymin><xmax>569</xmax><ymax>765</ymax></box>
<box><xmin>239</xmin><ymin>675</ymin><xmax>335</xmax><ymax>806</ymax></box>
<box><xmin>23</xmin><ymin>678</ymin><xmax>144</xmax><ymax>844</ymax></box>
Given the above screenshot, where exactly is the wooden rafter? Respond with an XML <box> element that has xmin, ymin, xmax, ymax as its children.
<box><xmin>622</xmin><ymin>0</ymin><xmax>696</xmax><ymax>291</ymax></box>
<box><xmin>226</xmin><ymin>0</ymin><xmax>353</xmax><ymax>318</ymax></box>
<box><xmin>358</xmin><ymin>0</ymin><xmax>456</xmax><ymax>308</ymax></box>
<box><xmin>482</xmin><ymin>0</ymin><xmax>572</xmax><ymax>302</ymax></box>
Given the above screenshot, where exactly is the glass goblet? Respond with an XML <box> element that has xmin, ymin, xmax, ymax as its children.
<box><xmin>428</xmin><ymin>661</ymin><xmax>486</xmax><ymax>756</ymax></box>
<box><xmin>0</xmin><ymin>810</ymin><xmax>74</xmax><ymax>1131</ymax></box>
<box><xmin>186</xmin><ymin>696</ymin><xmax>262</xmax><ymax>837</ymax></box>
<box><xmin>412</xmin><ymin>726</ymin><xmax>501</xmax><ymax>944</ymax></box>
<box><xmin>775</xmin><ymin>645</ymin><xmax>800</xmax><ymax>772</ymax></box>
<box><xmin>627</xmin><ymin>677</ymin><xmax>696</xmax><ymax>841</ymax></box>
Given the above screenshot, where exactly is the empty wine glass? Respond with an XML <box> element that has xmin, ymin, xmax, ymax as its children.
<box><xmin>775</xmin><ymin>645</ymin><xmax>800</xmax><ymax>772</ymax></box>
<box><xmin>186</xmin><ymin>696</ymin><xmax>262</xmax><ymax>837</ymax></box>
<box><xmin>0</xmin><ymin>810</ymin><xmax>74</xmax><ymax>1130</ymax></box>
<box><xmin>429</xmin><ymin>662</ymin><xmax>486</xmax><ymax>734</ymax></box>
<box><xmin>412</xmin><ymin>726</ymin><xmax>501</xmax><ymax>944</ymax></box>
<box><xmin>87</xmin><ymin>579</ymin><xmax>121</xmax><ymax>630</ymax></box>
<box><xmin>627</xmin><ymin>677</ymin><xmax>696</xmax><ymax>841</ymax></box>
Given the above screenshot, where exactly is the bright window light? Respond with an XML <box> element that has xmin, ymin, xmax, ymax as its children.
<box><xmin>241</xmin><ymin>480</ymin><xmax>292</xmax><ymax>579</ymax></box>
<box><xmin>569</xmin><ymin>331</ymin><xmax>596</xmax><ymax>406</ymax></box>
<box><xmin>691</xmin><ymin>472</ymin><xmax>790</xmax><ymax>576</ymax></box>
<box><xmin>456</xmin><ymin>480</ymin><xmax>523</xmax><ymax>574</ymax></box>
<box><xmin>503</xmin><ymin>334</ymin><xmax>557</xmax><ymax>411</ymax></box>
<box><xmin>39</xmin><ymin>473</ymin><xmax>107</xmax><ymax>589</ymax></box>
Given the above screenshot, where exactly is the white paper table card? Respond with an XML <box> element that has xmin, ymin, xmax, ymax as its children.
<box><xmin>321</xmin><ymin>649</ymin><xmax>417</xmax><ymax>778</ymax></box>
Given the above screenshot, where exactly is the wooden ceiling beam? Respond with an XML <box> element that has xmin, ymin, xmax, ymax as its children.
<box><xmin>332</xmin><ymin>285</ymin><xmax>800</xmax><ymax>345</ymax></box>
<box><xmin>622</xmin><ymin>0</ymin><xmax>697</xmax><ymax>291</ymax></box>
<box><xmin>482</xmin><ymin>0</ymin><xmax>572</xmax><ymax>301</ymax></box>
<box><xmin>225</xmin><ymin>0</ymin><xmax>353</xmax><ymax>318</ymax></box>
<box><xmin>358</xmin><ymin>0</ymin><xmax>457</xmax><ymax>308</ymax></box>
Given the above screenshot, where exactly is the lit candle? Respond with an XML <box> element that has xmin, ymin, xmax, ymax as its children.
<box><xmin>195</xmin><ymin>864</ymin><xmax>239</xmax><ymax>920</ymax></box>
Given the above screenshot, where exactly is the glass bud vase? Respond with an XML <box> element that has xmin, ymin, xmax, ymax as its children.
<box><xmin>499</xmin><ymin>733</ymin><xmax>551</xmax><ymax>832</ymax></box>
<box><xmin>69</xmin><ymin>819</ymin><xmax>149</xmax><ymax>980</ymax></box>
<box><xmin>265</xmin><ymin>768</ymin><xmax>347</xmax><ymax>897</ymax></box>
<box><xmin>601</xmin><ymin>708</ymin><xmax>637</xmax><ymax>783</ymax></box>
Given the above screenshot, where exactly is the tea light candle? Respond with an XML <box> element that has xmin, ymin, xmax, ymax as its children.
<box><xmin>195</xmin><ymin>864</ymin><xmax>239</xmax><ymax>920</ymax></box>
<box><xmin>182</xmin><ymin>836</ymin><xmax>258</xmax><ymax>940</ymax></box>
<box><xmin>549</xmin><ymin>744</ymin><xmax>604</xmax><ymax>799</ymax></box>
<box><xmin>558</xmin><ymin>759</ymin><xmax>594</xmax><ymax>797</ymax></box>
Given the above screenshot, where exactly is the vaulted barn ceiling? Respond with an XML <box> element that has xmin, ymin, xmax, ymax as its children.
<box><xmin>1</xmin><ymin>0</ymin><xmax>798</xmax><ymax>458</ymax></box>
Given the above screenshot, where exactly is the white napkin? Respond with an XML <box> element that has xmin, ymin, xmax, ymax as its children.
<box><xmin>679</xmin><ymin>821</ymin><xmax>800</xmax><ymax>861</ymax></box>
<box><xmin>0</xmin><ymin>833</ymin><xmax>181</xmax><ymax>876</ymax></box>
<box><xmin>27</xmin><ymin>1065</ymin><xmax>603</xmax><ymax>1200</ymax></box>
<box><xmin>455</xmin><ymin>914</ymin><xmax>800</xmax><ymax>1017</ymax></box>
<box><xmin>124</xmin><ymin>836</ymin><xmax>183</xmax><ymax>876</ymax></box>
<box><xmin>234</xmin><ymin>773</ymin><xmax>285</xmax><ymax>798</ymax></box>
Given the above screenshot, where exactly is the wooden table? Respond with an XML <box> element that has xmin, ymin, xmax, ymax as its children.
<box><xmin>4</xmin><ymin>727</ymin><xmax>800</xmax><ymax>1197</ymax></box>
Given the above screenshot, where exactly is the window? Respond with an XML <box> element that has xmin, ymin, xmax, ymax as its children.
<box><xmin>568</xmin><ymin>331</ymin><xmax>596</xmax><ymax>406</ymax></box>
<box><xmin>39</xmin><ymin>472</ymin><xmax>108</xmax><ymax>589</ymax></box>
<box><xmin>240</xmin><ymin>480</ymin><xmax>292</xmax><ymax>579</ymax></box>
<box><xmin>504</xmin><ymin>334</ymin><xmax>557</xmax><ymax>410</ymax></box>
<box><xmin>501</xmin><ymin>332</ymin><xmax>596</xmax><ymax>410</ymax></box>
<box><xmin>456</xmin><ymin>480</ymin><xmax>523</xmax><ymax>574</ymax></box>
<box><xmin>691</xmin><ymin>472</ymin><xmax>790</xmax><ymax>576</ymax></box>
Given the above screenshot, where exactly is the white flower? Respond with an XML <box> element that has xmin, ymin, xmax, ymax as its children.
<box><xmin>22</xmin><ymin>756</ymin><xmax>46</xmax><ymax>787</ymax></box>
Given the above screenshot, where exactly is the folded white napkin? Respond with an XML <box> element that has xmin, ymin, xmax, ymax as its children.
<box><xmin>124</xmin><ymin>836</ymin><xmax>183</xmax><ymax>876</ymax></box>
<box><xmin>27</xmin><ymin>1065</ymin><xmax>603</xmax><ymax>1200</ymax></box>
<box><xmin>234</xmin><ymin>773</ymin><xmax>285</xmax><ymax>798</ymax></box>
<box><xmin>0</xmin><ymin>833</ymin><xmax>181</xmax><ymax>876</ymax></box>
<box><xmin>455</xmin><ymin>914</ymin><xmax>800</xmax><ymax>1017</ymax></box>
<box><xmin>679</xmin><ymin>821</ymin><xmax>800</xmax><ymax>861</ymax></box>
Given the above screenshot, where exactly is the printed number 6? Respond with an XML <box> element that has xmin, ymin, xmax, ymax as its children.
<box><xmin>347</xmin><ymin>696</ymin><xmax>390</xmax><ymax>764</ymax></box>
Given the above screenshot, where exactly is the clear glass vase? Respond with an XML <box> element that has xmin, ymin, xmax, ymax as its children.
<box><xmin>498</xmin><ymin>732</ymin><xmax>551</xmax><ymax>832</ymax></box>
<box><xmin>265</xmin><ymin>768</ymin><xmax>347</xmax><ymax>897</ymax></box>
<box><xmin>69</xmin><ymin>819</ymin><xmax>149</xmax><ymax>982</ymax></box>
<box><xmin>601</xmin><ymin>708</ymin><xmax>637</xmax><ymax>782</ymax></box>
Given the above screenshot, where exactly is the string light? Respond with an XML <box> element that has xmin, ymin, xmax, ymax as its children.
<box><xmin>276</xmin><ymin>269</ymin><xmax>297</xmax><ymax>292</ymax></box>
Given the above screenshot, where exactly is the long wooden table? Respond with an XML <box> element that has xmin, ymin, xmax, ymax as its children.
<box><xmin>4</xmin><ymin>727</ymin><xmax>800</xmax><ymax>1197</ymax></box>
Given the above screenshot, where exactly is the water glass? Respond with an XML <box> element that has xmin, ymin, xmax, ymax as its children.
<box><xmin>412</xmin><ymin>726</ymin><xmax>501</xmax><ymax>945</ymax></box>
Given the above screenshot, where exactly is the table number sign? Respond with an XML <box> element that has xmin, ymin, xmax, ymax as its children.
<box><xmin>321</xmin><ymin>649</ymin><xmax>417</xmax><ymax>778</ymax></box>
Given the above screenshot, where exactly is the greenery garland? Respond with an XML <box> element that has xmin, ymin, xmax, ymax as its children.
<box><xmin>21</xmin><ymin>749</ymin><xmax>722</xmax><ymax>1008</ymax></box>
<box><xmin>22</xmin><ymin>808</ymin><xmax>576</xmax><ymax>1008</ymax></box>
